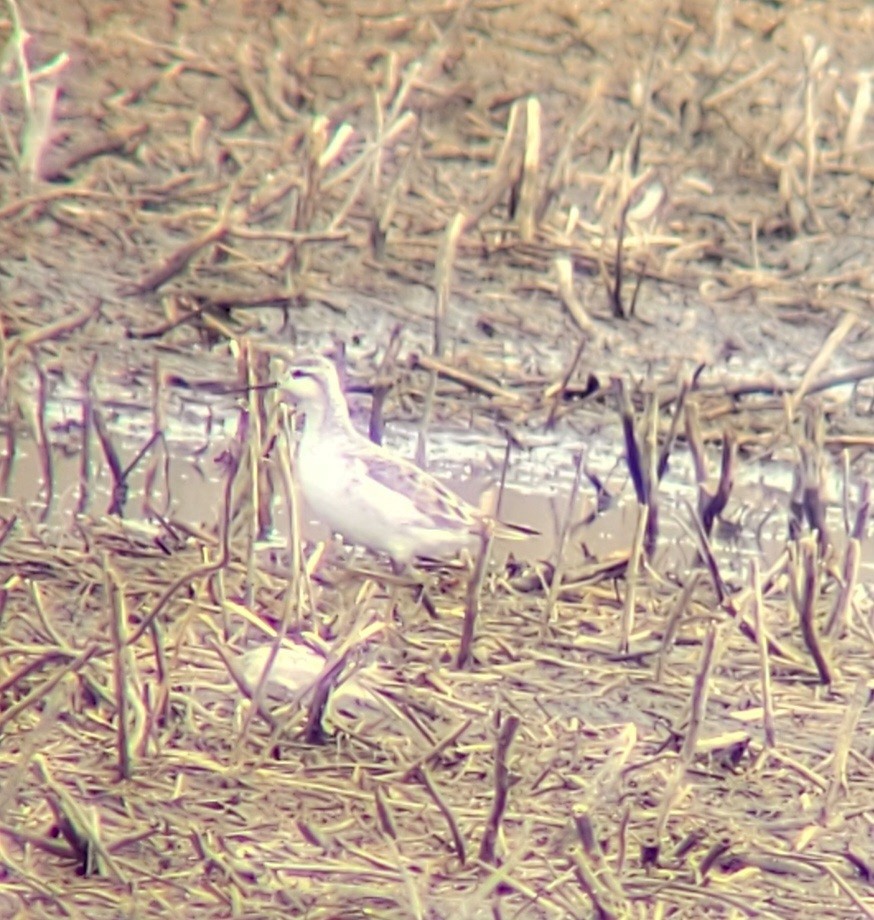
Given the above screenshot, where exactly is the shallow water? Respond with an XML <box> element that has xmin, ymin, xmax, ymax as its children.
<box><xmin>2</xmin><ymin>370</ymin><xmax>850</xmax><ymax>589</ymax></box>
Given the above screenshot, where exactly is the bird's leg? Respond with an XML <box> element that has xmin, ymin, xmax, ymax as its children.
<box><xmin>389</xmin><ymin>560</ymin><xmax>440</xmax><ymax>620</ymax></box>
<box><xmin>413</xmin><ymin>577</ymin><xmax>440</xmax><ymax>620</ymax></box>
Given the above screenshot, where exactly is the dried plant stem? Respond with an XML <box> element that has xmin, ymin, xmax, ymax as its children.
<box><xmin>457</xmin><ymin>528</ymin><xmax>493</xmax><ymax>670</ymax></box>
<box><xmin>682</xmin><ymin>624</ymin><xmax>719</xmax><ymax>765</ymax></box>
<box><xmin>104</xmin><ymin>554</ymin><xmax>137</xmax><ymax>779</ymax></box>
<box><xmin>242</xmin><ymin>342</ymin><xmax>262</xmax><ymax>609</ymax></box>
<box><xmin>464</xmin><ymin>97</ymin><xmax>523</xmax><ymax>232</ymax></box>
<box><xmin>414</xmin><ymin>766</ymin><xmax>466</xmax><ymax>865</ymax></box>
<box><xmin>92</xmin><ymin>406</ymin><xmax>162</xmax><ymax>518</ymax></box>
<box><xmin>820</xmin><ymin>677</ymin><xmax>869</xmax><ymax>822</ymax></box>
<box><xmin>573</xmin><ymin>811</ymin><xmax>624</xmax><ymax>907</ymax></box>
<box><xmin>434</xmin><ymin>211</ymin><xmax>465</xmax><ymax>358</ymax></box>
<box><xmin>570</xmin><ymin>848</ymin><xmax>621</xmax><ymax>920</ymax></box>
<box><xmin>76</xmin><ymin>356</ymin><xmax>97</xmax><ymax>515</ymax></box>
<box><xmin>0</xmin><ymin>398</ymin><xmax>14</xmax><ymax>498</ymax></box>
<box><xmin>750</xmin><ymin>560</ymin><xmax>776</xmax><ymax>749</ymax></box>
<box><xmin>368</xmin><ymin>324</ymin><xmax>403</xmax><ymax>444</ymax></box>
<box><xmin>840</xmin><ymin>450</ymin><xmax>851</xmax><ymax>536</ymax></box>
<box><xmin>412</xmin><ymin>352</ymin><xmax>526</xmax><ymax>405</ymax></box>
<box><xmin>8</xmin><ymin>299</ymin><xmax>99</xmax><ymax>355</ymax></box>
<box><xmin>656</xmin><ymin>624</ymin><xmax>719</xmax><ymax>844</ymax></box>
<box><xmin>802</xmin><ymin>37</ymin><xmax>827</xmax><ymax>226</ymax></box>
<box><xmin>617</xmin><ymin>381</ymin><xmax>661</xmax><ymax>555</ymax></box>
<box><xmin>544</xmin><ymin>451</ymin><xmax>585</xmax><ymax>624</ymax></box>
<box><xmin>234</xmin><ymin>408</ymin><xmax>313</xmax><ymax>750</ymax></box>
<box><xmin>843</xmin><ymin>70</ymin><xmax>872</xmax><ymax>156</ymax></box>
<box><xmin>6</xmin><ymin>0</ymin><xmax>33</xmax><ymax>116</ymax></box>
<box><xmin>302</xmin><ymin>653</ymin><xmax>352</xmax><ymax>745</ymax></box>
<box><xmin>703</xmin><ymin>60</ymin><xmax>780</xmax><ymax>111</ymax></box>
<box><xmin>33</xmin><ymin>754</ymin><xmax>126</xmax><ymax>880</ymax></box>
<box><xmin>517</xmin><ymin>96</ymin><xmax>541</xmax><ymax>241</ymax></box>
<box><xmin>795</xmin><ymin>538</ymin><xmax>833</xmax><ymax>684</ymax></box>
<box><xmin>655</xmin><ymin>575</ymin><xmax>699</xmax><ymax>682</ymax></box>
<box><xmin>479</xmin><ymin>713</ymin><xmax>519</xmax><ymax>864</ymax></box>
<box><xmin>681</xmin><ymin>498</ymin><xmax>726</xmax><ymax>604</ymax></box>
<box><xmin>619</xmin><ymin>502</ymin><xmax>649</xmax><ymax>653</ymax></box>
<box><xmin>686</xmin><ymin>402</ymin><xmax>735</xmax><ymax>535</ymax></box>
<box><xmin>0</xmin><ymin>644</ymin><xmax>97</xmax><ymax>734</ymax></box>
<box><xmin>545</xmin><ymin>336</ymin><xmax>589</xmax><ymax>428</ymax></box>
<box><xmin>29</xmin><ymin>362</ymin><xmax>52</xmax><ymax>521</ymax></box>
<box><xmin>28</xmin><ymin>580</ymin><xmax>68</xmax><ymax>649</ymax></box>
<box><xmin>553</xmin><ymin>253</ymin><xmax>594</xmax><ymax>335</ymax></box>
<box><xmin>850</xmin><ymin>481</ymin><xmax>870</xmax><ymax>544</ymax></box>
<box><xmin>790</xmin><ymin>312</ymin><xmax>855</xmax><ymax>413</ymax></box>
<box><xmin>0</xmin><ymin>682</ymin><xmax>66</xmax><ymax>819</ymax></box>
<box><xmin>0</xmin><ymin>516</ymin><xmax>16</xmax><ymax>556</ymax></box>
<box><xmin>276</xmin><ymin>403</ymin><xmax>311</xmax><ymax>629</ymax></box>
<box><xmin>142</xmin><ymin>359</ymin><xmax>168</xmax><ymax>517</ymax></box>
<box><xmin>824</xmin><ymin>537</ymin><xmax>859</xmax><ymax>638</ymax></box>
<box><xmin>129</xmin><ymin>216</ymin><xmax>229</xmax><ymax>294</ymax></box>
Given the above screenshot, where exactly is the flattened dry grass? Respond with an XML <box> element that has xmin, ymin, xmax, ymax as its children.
<box><xmin>1</xmin><ymin>0</ymin><xmax>873</xmax><ymax>916</ymax></box>
<box><xmin>0</xmin><ymin>495</ymin><xmax>872</xmax><ymax>918</ymax></box>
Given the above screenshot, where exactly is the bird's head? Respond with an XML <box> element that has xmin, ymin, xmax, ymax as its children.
<box><xmin>281</xmin><ymin>356</ymin><xmax>337</xmax><ymax>398</ymax></box>
<box><xmin>280</xmin><ymin>356</ymin><xmax>350</xmax><ymax>431</ymax></box>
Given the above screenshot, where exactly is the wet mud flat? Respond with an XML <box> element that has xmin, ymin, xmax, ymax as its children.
<box><xmin>1</xmin><ymin>1</ymin><xmax>874</xmax><ymax>918</ymax></box>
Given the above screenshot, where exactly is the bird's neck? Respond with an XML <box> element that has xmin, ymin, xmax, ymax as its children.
<box><xmin>301</xmin><ymin>380</ymin><xmax>358</xmax><ymax>442</ymax></box>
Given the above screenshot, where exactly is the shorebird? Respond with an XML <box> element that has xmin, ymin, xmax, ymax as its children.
<box><xmin>280</xmin><ymin>356</ymin><xmax>533</xmax><ymax>566</ymax></box>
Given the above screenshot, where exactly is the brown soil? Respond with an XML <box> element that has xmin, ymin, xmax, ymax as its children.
<box><xmin>1</xmin><ymin>1</ymin><xmax>873</xmax><ymax>918</ymax></box>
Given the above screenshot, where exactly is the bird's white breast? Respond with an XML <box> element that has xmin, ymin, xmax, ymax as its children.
<box><xmin>293</xmin><ymin>430</ymin><xmax>474</xmax><ymax>563</ymax></box>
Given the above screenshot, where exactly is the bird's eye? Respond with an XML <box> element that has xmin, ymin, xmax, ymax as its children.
<box><xmin>291</xmin><ymin>369</ymin><xmax>310</xmax><ymax>379</ymax></box>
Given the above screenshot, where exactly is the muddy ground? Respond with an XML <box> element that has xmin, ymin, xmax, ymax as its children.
<box><xmin>1</xmin><ymin>1</ymin><xmax>873</xmax><ymax>918</ymax></box>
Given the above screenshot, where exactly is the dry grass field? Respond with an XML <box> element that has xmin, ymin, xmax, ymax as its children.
<box><xmin>1</xmin><ymin>1</ymin><xmax>873</xmax><ymax>917</ymax></box>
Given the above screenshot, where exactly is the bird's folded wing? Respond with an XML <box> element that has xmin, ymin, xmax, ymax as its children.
<box><xmin>351</xmin><ymin>450</ymin><xmax>478</xmax><ymax>531</ymax></box>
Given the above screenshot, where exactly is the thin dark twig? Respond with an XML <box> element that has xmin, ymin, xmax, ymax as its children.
<box><xmin>479</xmin><ymin>713</ymin><xmax>520</xmax><ymax>864</ymax></box>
